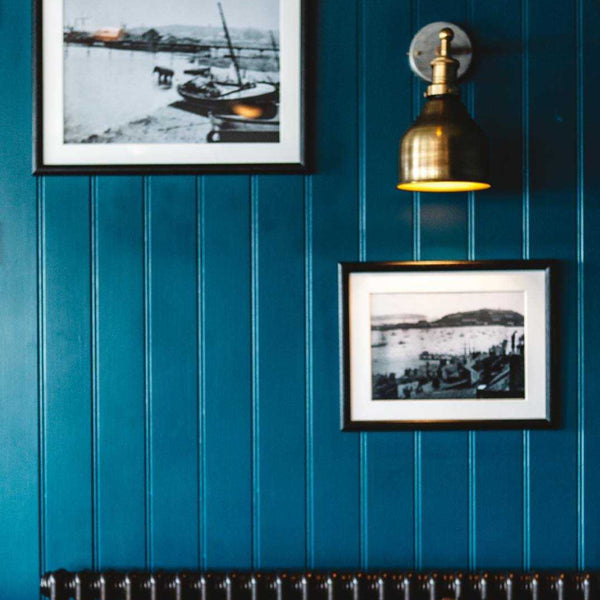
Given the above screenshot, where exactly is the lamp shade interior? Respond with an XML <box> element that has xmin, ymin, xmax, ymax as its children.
<box><xmin>397</xmin><ymin>181</ymin><xmax>491</xmax><ymax>192</ymax></box>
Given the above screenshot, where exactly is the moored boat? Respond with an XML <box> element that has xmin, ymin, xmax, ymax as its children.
<box><xmin>178</xmin><ymin>79</ymin><xmax>278</xmax><ymax>111</ymax></box>
<box><xmin>207</xmin><ymin>105</ymin><xmax>279</xmax><ymax>143</ymax></box>
<box><xmin>177</xmin><ymin>2</ymin><xmax>279</xmax><ymax>112</ymax></box>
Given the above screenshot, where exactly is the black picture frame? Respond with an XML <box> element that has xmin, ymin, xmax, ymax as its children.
<box><xmin>340</xmin><ymin>260</ymin><xmax>557</xmax><ymax>431</ymax></box>
<box><xmin>33</xmin><ymin>0</ymin><xmax>311</xmax><ymax>175</ymax></box>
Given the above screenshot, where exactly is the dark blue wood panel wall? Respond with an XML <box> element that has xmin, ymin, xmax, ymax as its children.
<box><xmin>0</xmin><ymin>0</ymin><xmax>598</xmax><ymax>597</ymax></box>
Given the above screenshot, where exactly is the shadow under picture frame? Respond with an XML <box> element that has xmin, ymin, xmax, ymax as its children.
<box><xmin>340</xmin><ymin>260</ymin><xmax>556</xmax><ymax>431</ymax></box>
<box><xmin>33</xmin><ymin>0</ymin><xmax>309</xmax><ymax>174</ymax></box>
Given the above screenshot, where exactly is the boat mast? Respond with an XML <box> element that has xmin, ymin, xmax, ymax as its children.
<box><xmin>270</xmin><ymin>31</ymin><xmax>280</xmax><ymax>71</ymax></box>
<box><xmin>217</xmin><ymin>2</ymin><xmax>243</xmax><ymax>87</ymax></box>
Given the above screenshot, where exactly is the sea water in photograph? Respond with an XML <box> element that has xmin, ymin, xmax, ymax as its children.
<box><xmin>63</xmin><ymin>0</ymin><xmax>280</xmax><ymax>144</ymax></box>
<box><xmin>371</xmin><ymin>291</ymin><xmax>526</xmax><ymax>400</ymax></box>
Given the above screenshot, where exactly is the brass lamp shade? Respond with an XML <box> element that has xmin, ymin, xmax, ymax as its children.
<box><xmin>397</xmin><ymin>95</ymin><xmax>490</xmax><ymax>192</ymax></box>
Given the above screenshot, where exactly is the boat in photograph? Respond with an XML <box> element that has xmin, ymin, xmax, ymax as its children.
<box><xmin>207</xmin><ymin>104</ymin><xmax>279</xmax><ymax>143</ymax></box>
<box><xmin>177</xmin><ymin>1</ymin><xmax>278</xmax><ymax>112</ymax></box>
<box><xmin>178</xmin><ymin>78</ymin><xmax>278</xmax><ymax>110</ymax></box>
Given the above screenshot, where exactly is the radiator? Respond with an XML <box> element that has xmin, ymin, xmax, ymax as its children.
<box><xmin>40</xmin><ymin>570</ymin><xmax>597</xmax><ymax>600</ymax></box>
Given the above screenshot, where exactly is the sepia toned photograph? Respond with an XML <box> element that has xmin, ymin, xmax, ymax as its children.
<box><xmin>370</xmin><ymin>291</ymin><xmax>525</xmax><ymax>401</ymax></box>
<box><xmin>341</xmin><ymin>261</ymin><xmax>553</xmax><ymax>430</ymax></box>
<box><xmin>35</xmin><ymin>0</ymin><xmax>305</xmax><ymax>172</ymax></box>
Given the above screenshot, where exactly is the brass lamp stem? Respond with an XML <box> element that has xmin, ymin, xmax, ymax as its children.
<box><xmin>426</xmin><ymin>28</ymin><xmax>460</xmax><ymax>97</ymax></box>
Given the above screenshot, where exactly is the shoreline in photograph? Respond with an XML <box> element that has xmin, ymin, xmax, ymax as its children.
<box><xmin>63</xmin><ymin>45</ymin><xmax>280</xmax><ymax>144</ymax></box>
<box><xmin>69</xmin><ymin>103</ymin><xmax>213</xmax><ymax>144</ymax></box>
<box><xmin>372</xmin><ymin>325</ymin><xmax>525</xmax><ymax>401</ymax></box>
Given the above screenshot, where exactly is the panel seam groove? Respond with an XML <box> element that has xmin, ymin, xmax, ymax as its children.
<box><xmin>575</xmin><ymin>0</ymin><xmax>585</xmax><ymax>571</ymax></box>
<box><xmin>521</xmin><ymin>0</ymin><xmax>531</xmax><ymax>572</ymax></box>
<box><xmin>197</xmin><ymin>176</ymin><xmax>208</xmax><ymax>570</ymax></box>
<box><xmin>304</xmin><ymin>175</ymin><xmax>314</xmax><ymax>570</ymax></box>
<box><xmin>411</xmin><ymin>0</ymin><xmax>422</xmax><ymax>569</ymax></box>
<box><xmin>90</xmin><ymin>175</ymin><xmax>100</xmax><ymax>569</ymax></box>
<box><xmin>251</xmin><ymin>175</ymin><xmax>261</xmax><ymax>570</ymax></box>
<box><xmin>37</xmin><ymin>176</ymin><xmax>47</xmax><ymax>577</ymax></box>
<box><xmin>143</xmin><ymin>176</ymin><xmax>153</xmax><ymax>569</ymax></box>
<box><xmin>357</xmin><ymin>0</ymin><xmax>368</xmax><ymax>571</ymax></box>
<box><xmin>465</xmin><ymin>0</ymin><xmax>477</xmax><ymax>565</ymax></box>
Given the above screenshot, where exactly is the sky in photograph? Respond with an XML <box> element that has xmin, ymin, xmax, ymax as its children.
<box><xmin>371</xmin><ymin>291</ymin><xmax>525</xmax><ymax>323</ymax></box>
<box><xmin>64</xmin><ymin>0</ymin><xmax>279</xmax><ymax>31</ymax></box>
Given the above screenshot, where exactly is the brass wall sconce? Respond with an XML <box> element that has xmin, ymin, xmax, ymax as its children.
<box><xmin>397</xmin><ymin>22</ymin><xmax>490</xmax><ymax>193</ymax></box>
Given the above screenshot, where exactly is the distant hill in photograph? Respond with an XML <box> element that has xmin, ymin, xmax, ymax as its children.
<box><xmin>430</xmin><ymin>309</ymin><xmax>524</xmax><ymax>328</ymax></box>
<box><xmin>128</xmin><ymin>24</ymin><xmax>277</xmax><ymax>43</ymax></box>
<box><xmin>372</xmin><ymin>309</ymin><xmax>524</xmax><ymax>330</ymax></box>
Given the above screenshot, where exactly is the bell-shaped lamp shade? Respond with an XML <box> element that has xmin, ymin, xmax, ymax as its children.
<box><xmin>397</xmin><ymin>95</ymin><xmax>490</xmax><ymax>192</ymax></box>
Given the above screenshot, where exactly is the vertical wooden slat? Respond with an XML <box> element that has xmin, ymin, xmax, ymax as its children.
<box><xmin>203</xmin><ymin>176</ymin><xmax>253</xmax><ymax>569</ymax></box>
<box><xmin>0</xmin><ymin>0</ymin><xmax>39</xmax><ymax>596</ymax></box>
<box><xmin>416</xmin><ymin>0</ymin><xmax>470</xmax><ymax>570</ymax></box>
<box><xmin>470</xmin><ymin>0</ymin><xmax>524</xmax><ymax>569</ymax></box>
<box><xmin>307</xmin><ymin>0</ymin><xmax>361</xmax><ymax>568</ymax></box>
<box><xmin>147</xmin><ymin>176</ymin><xmax>199</xmax><ymax>568</ymax></box>
<box><xmin>583</xmin><ymin>0</ymin><xmax>600</xmax><ymax>572</ymax></box>
<box><xmin>527</xmin><ymin>0</ymin><xmax>578</xmax><ymax>570</ymax></box>
<box><xmin>309</xmin><ymin>0</ymin><xmax>360</xmax><ymax>568</ymax></box>
<box><xmin>255</xmin><ymin>175</ymin><xmax>306</xmax><ymax>569</ymax></box>
<box><xmin>361</xmin><ymin>0</ymin><xmax>415</xmax><ymax>570</ymax></box>
<box><xmin>95</xmin><ymin>177</ymin><xmax>146</xmax><ymax>568</ymax></box>
<box><xmin>42</xmin><ymin>177</ymin><xmax>93</xmax><ymax>570</ymax></box>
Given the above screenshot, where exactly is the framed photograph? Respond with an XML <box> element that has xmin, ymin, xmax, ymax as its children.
<box><xmin>340</xmin><ymin>261</ymin><xmax>555</xmax><ymax>430</ymax></box>
<box><xmin>34</xmin><ymin>0</ymin><xmax>307</xmax><ymax>174</ymax></box>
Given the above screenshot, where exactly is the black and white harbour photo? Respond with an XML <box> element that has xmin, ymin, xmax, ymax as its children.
<box><xmin>36</xmin><ymin>0</ymin><xmax>304</xmax><ymax>171</ymax></box>
<box><xmin>370</xmin><ymin>291</ymin><xmax>526</xmax><ymax>401</ymax></box>
<box><xmin>63</xmin><ymin>0</ymin><xmax>280</xmax><ymax>144</ymax></box>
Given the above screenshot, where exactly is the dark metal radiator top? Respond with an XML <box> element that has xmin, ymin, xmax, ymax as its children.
<box><xmin>40</xmin><ymin>570</ymin><xmax>597</xmax><ymax>600</ymax></box>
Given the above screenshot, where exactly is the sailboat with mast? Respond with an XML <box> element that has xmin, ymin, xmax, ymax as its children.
<box><xmin>177</xmin><ymin>2</ymin><xmax>278</xmax><ymax>111</ymax></box>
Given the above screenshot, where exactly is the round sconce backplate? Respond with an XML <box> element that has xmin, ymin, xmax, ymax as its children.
<box><xmin>408</xmin><ymin>21</ymin><xmax>473</xmax><ymax>82</ymax></box>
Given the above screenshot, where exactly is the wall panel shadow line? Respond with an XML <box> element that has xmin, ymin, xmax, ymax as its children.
<box><xmin>412</xmin><ymin>0</ymin><xmax>422</xmax><ymax>569</ymax></box>
<box><xmin>575</xmin><ymin>0</ymin><xmax>585</xmax><ymax>572</ymax></box>
<box><xmin>304</xmin><ymin>174</ymin><xmax>315</xmax><ymax>570</ymax></box>
<box><xmin>521</xmin><ymin>0</ymin><xmax>532</xmax><ymax>573</ymax></box>
<box><xmin>90</xmin><ymin>175</ymin><xmax>99</xmax><ymax>571</ymax></box>
<box><xmin>196</xmin><ymin>175</ymin><xmax>207</xmax><ymax>571</ymax></box>
<box><xmin>251</xmin><ymin>175</ymin><xmax>261</xmax><ymax>569</ymax></box>
<box><xmin>357</xmin><ymin>0</ymin><xmax>368</xmax><ymax>573</ymax></box>
<box><xmin>37</xmin><ymin>176</ymin><xmax>47</xmax><ymax>577</ymax></box>
<box><xmin>143</xmin><ymin>175</ymin><xmax>153</xmax><ymax>570</ymax></box>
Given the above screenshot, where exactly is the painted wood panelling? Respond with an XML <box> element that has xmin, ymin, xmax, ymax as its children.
<box><xmin>95</xmin><ymin>177</ymin><xmax>146</xmax><ymax>569</ymax></box>
<box><xmin>0</xmin><ymin>3</ymin><xmax>39</xmax><ymax>598</ymax></box>
<box><xmin>0</xmin><ymin>0</ymin><xmax>598</xmax><ymax>597</ymax></box>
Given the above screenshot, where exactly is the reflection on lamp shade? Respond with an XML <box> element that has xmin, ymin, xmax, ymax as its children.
<box><xmin>397</xmin><ymin>95</ymin><xmax>490</xmax><ymax>193</ymax></box>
